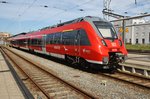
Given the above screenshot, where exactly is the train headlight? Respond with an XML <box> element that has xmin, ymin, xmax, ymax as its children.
<box><xmin>101</xmin><ymin>39</ymin><xmax>107</xmax><ymax>46</ymax></box>
<box><xmin>119</xmin><ymin>40</ymin><xmax>122</xmax><ymax>46</ymax></box>
<box><xmin>103</xmin><ymin>57</ymin><xmax>108</xmax><ymax>64</ymax></box>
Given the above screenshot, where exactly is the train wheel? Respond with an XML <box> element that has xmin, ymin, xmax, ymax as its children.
<box><xmin>109</xmin><ymin>66</ymin><xmax>117</xmax><ymax>74</ymax></box>
<box><xmin>79</xmin><ymin>58</ymin><xmax>89</xmax><ymax>69</ymax></box>
<box><xmin>29</xmin><ymin>49</ymin><xmax>34</xmax><ymax>53</ymax></box>
<box><xmin>65</xmin><ymin>55</ymin><xmax>74</xmax><ymax>65</ymax></box>
<box><xmin>89</xmin><ymin>64</ymin><xmax>101</xmax><ymax>71</ymax></box>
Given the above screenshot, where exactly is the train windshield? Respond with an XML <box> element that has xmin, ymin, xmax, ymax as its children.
<box><xmin>94</xmin><ymin>21</ymin><xmax>118</xmax><ymax>39</ymax></box>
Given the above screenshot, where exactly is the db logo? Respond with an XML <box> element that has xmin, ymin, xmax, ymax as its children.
<box><xmin>112</xmin><ymin>42</ymin><xmax>116</xmax><ymax>47</ymax></box>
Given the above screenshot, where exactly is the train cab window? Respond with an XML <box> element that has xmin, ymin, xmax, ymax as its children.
<box><xmin>94</xmin><ymin>21</ymin><xmax>118</xmax><ymax>39</ymax></box>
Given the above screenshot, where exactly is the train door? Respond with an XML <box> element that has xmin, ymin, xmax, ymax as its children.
<box><xmin>42</xmin><ymin>35</ymin><xmax>46</xmax><ymax>53</ymax></box>
<box><xmin>74</xmin><ymin>30</ymin><xmax>81</xmax><ymax>57</ymax></box>
<box><xmin>26</xmin><ymin>38</ymin><xmax>30</xmax><ymax>49</ymax></box>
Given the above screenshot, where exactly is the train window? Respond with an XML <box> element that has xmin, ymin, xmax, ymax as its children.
<box><xmin>18</xmin><ymin>39</ymin><xmax>27</xmax><ymax>46</ymax></box>
<box><xmin>30</xmin><ymin>38</ymin><xmax>42</xmax><ymax>46</ymax></box>
<box><xmin>62</xmin><ymin>32</ymin><xmax>70</xmax><ymax>45</ymax></box>
<box><xmin>37</xmin><ymin>38</ymin><xmax>42</xmax><ymax>45</ymax></box>
<box><xmin>31</xmin><ymin>39</ymin><xmax>34</xmax><ymax>45</ymax></box>
<box><xmin>62</xmin><ymin>30</ymin><xmax>77</xmax><ymax>45</ymax></box>
<box><xmin>46</xmin><ymin>34</ymin><xmax>54</xmax><ymax>44</ymax></box>
<box><xmin>53</xmin><ymin>33</ymin><xmax>61</xmax><ymax>44</ymax></box>
<box><xmin>79</xmin><ymin>29</ymin><xmax>91</xmax><ymax>46</ymax></box>
<box><xmin>31</xmin><ymin>39</ymin><xmax>36</xmax><ymax>45</ymax></box>
<box><xmin>27</xmin><ymin>39</ymin><xmax>30</xmax><ymax>45</ymax></box>
<box><xmin>46</xmin><ymin>29</ymin><xmax>90</xmax><ymax>46</ymax></box>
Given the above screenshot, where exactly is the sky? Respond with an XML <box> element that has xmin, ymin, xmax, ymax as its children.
<box><xmin>0</xmin><ymin>0</ymin><xmax>150</xmax><ymax>35</ymax></box>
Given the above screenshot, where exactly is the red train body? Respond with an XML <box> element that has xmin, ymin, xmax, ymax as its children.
<box><xmin>9</xmin><ymin>16</ymin><xmax>128</xmax><ymax>71</ymax></box>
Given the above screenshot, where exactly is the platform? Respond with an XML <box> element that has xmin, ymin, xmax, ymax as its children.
<box><xmin>0</xmin><ymin>52</ymin><xmax>25</xmax><ymax>99</ymax></box>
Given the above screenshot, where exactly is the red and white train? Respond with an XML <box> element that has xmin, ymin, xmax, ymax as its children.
<box><xmin>9</xmin><ymin>16</ymin><xmax>128</xmax><ymax>71</ymax></box>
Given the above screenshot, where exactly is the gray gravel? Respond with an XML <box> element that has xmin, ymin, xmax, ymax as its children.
<box><xmin>10</xmin><ymin>48</ymin><xmax>150</xmax><ymax>99</ymax></box>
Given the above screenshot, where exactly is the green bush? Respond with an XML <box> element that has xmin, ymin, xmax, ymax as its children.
<box><xmin>125</xmin><ymin>44</ymin><xmax>150</xmax><ymax>50</ymax></box>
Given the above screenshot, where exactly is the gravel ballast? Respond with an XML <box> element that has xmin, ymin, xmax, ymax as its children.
<box><xmin>9</xmin><ymin>47</ymin><xmax>150</xmax><ymax>99</ymax></box>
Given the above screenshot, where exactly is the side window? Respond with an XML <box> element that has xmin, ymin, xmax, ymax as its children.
<box><xmin>37</xmin><ymin>38</ymin><xmax>42</xmax><ymax>45</ymax></box>
<box><xmin>71</xmin><ymin>30</ymin><xmax>78</xmax><ymax>45</ymax></box>
<box><xmin>62</xmin><ymin>31</ymin><xmax>77</xmax><ymax>45</ymax></box>
<box><xmin>19</xmin><ymin>39</ymin><xmax>26</xmax><ymax>46</ymax></box>
<box><xmin>31</xmin><ymin>39</ymin><xmax>37</xmax><ymax>45</ymax></box>
<box><xmin>31</xmin><ymin>38</ymin><xmax>41</xmax><ymax>46</ymax></box>
<box><xmin>79</xmin><ymin>29</ymin><xmax>90</xmax><ymax>45</ymax></box>
<box><xmin>46</xmin><ymin>34</ymin><xmax>54</xmax><ymax>44</ymax></box>
<box><xmin>53</xmin><ymin>33</ymin><xmax>61</xmax><ymax>44</ymax></box>
<box><xmin>62</xmin><ymin>32</ymin><xmax>70</xmax><ymax>45</ymax></box>
<box><xmin>27</xmin><ymin>39</ymin><xmax>30</xmax><ymax>45</ymax></box>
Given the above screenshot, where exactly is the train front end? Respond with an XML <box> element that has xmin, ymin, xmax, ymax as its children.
<box><xmin>85</xmin><ymin>16</ymin><xmax>128</xmax><ymax>71</ymax></box>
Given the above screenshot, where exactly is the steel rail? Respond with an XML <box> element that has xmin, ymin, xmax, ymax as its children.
<box><xmin>0</xmin><ymin>47</ymin><xmax>34</xmax><ymax>99</ymax></box>
<box><xmin>2</xmin><ymin>46</ymin><xmax>99</xmax><ymax>99</ymax></box>
<box><xmin>100</xmin><ymin>70</ymin><xmax>150</xmax><ymax>89</ymax></box>
<box><xmin>1</xmin><ymin>47</ymin><xmax>51</xmax><ymax>99</ymax></box>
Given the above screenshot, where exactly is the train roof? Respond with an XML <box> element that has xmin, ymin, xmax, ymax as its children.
<box><xmin>40</xmin><ymin>16</ymin><xmax>107</xmax><ymax>30</ymax></box>
<box><xmin>10</xmin><ymin>16</ymin><xmax>108</xmax><ymax>40</ymax></box>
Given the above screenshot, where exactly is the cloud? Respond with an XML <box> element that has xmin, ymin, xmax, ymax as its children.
<box><xmin>0</xmin><ymin>0</ymin><xmax>150</xmax><ymax>34</ymax></box>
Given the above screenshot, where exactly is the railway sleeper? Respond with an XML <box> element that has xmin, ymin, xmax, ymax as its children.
<box><xmin>36</xmin><ymin>82</ymin><xmax>58</xmax><ymax>86</ymax></box>
<box><xmin>44</xmin><ymin>86</ymin><xmax>66</xmax><ymax>91</ymax></box>
<box><xmin>32</xmin><ymin>77</ymin><xmax>51</xmax><ymax>80</ymax></box>
<box><xmin>56</xmin><ymin>94</ymin><xmax>79</xmax><ymax>99</ymax></box>
<box><xmin>49</xmin><ymin>90</ymin><xmax>72</xmax><ymax>98</ymax></box>
<box><xmin>46</xmin><ymin>87</ymin><xmax>70</xmax><ymax>93</ymax></box>
<box><xmin>133</xmin><ymin>80</ymin><xmax>142</xmax><ymax>83</ymax></box>
<box><xmin>142</xmin><ymin>83</ymin><xmax>150</xmax><ymax>86</ymax></box>
<box><xmin>42</xmin><ymin>84</ymin><xmax>63</xmax><ymax>88</ymax></box>
<box><xmin>32</xmin><ymin>77</ymin><xmax>52</xmax><ymax>80</ymax></box>
<box><xmin>34</xmin><ymin>79</ymin><xmax>49</xmax><ymax>83</ymax></box>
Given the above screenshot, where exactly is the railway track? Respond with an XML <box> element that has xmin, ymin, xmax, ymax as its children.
<box><xmin>101</xmin><ymin>70</ymin><xmax>150</xmax><ymax>89</ymax></box>
<box><xmin>126</xmin><ymin>59</ymin><xmax>150</xmax><ymax>63</ymax></box>
<box><xmin>0</xmin><ymin>47</ymin><xmax>98</xmax><ymax>99</ymax></box>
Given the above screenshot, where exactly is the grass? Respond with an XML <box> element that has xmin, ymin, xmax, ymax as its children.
<box><xmin>125</xmin><ymin>44</ymin><xmax>150</xmax><ymax>51</ymax></box>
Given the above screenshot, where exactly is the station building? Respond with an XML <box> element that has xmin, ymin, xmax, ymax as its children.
<box><xmin>113</xmin><ymin>18</ymin><xmax>150</xmax><ymax>45</ymax></box>
<box><xmin>0</xmin><ymin>32</ymin><xmax>11</xmax><ymax>45</ymax></box>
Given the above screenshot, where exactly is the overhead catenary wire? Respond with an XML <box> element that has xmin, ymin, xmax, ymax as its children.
<box><xmin>46</xmin><ymin>0</ymin><xmax>93</xmax><ymax>18</ymax></box>
<box><xmin>4</xmin><ymin>0</ymin><xmax>38</xmax><ymax>34</ymax></box>
<box><xmin>18</xmin><ymin>0</ymin><xmax>38</xmax><ymax>18</ymax></box>
<box><xmin>2</xmin><ymin>0</ymin><xmax>97</xmax><ymax>34</ymax></box>
<box><xmin>29</xmin><ymin>0</ymin><xmax>93</xmax><ymax>31</ymax></box>
<box><xmin>2</xmin><ymin>0</ymin><xmax>27</xmax><ymax>32</ymax></box>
